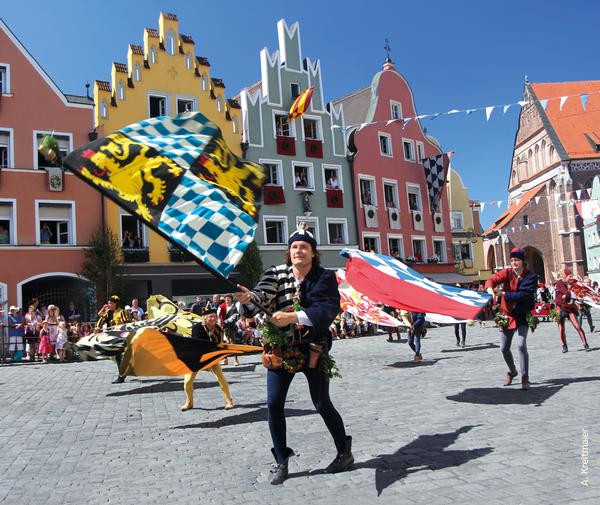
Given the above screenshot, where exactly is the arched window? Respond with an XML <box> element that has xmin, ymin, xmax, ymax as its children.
<box><xmin>166</xmin><ymin>30</ymin><xmax>176</xmax><ymax>55</ymax></box>
<box><xmin>134</xmin><ymin>63</ymin><xmax>141</xmax><ymax>82</ymax></box>
<box><xmin>534</xmin><ymin>144</ymin><xmax>540</xmax><ymax>174</ymax></box>
<box><xmin>216</xmin><ymin>97</ymin><xmax>222</xmax><ymax>112</ymax></box>
<box><xmin>100</xmin><ymin>100</ymin><xmax>108</xmax><ymax>118</ymax></box>
<box><xmin>185</xmin><ymin>53</ymin><xmax>191</xmax><ymax>70</ymax></box>
<box><xmin>549</xmin><ymin>145</ymin><xmax>555</xmax><ymax>162</ymax></box>
<box><xmin>150</xmin><ymin>47</ymin><xmax>157</xmax><ymax>64</ymax></box>
<box><xmin>527</xmin><ymin>149</ymin><xmax>533</xmax><ymax>177</ymax></box>
<box><xmin>512</xmin><ymin>169</ymin><xmax>517</xmax><ymax>185</ymax></box>
<box><xmin>118</xmin><ymin>80</ymin><xmax>125</xmax><ymax>100</ymax></box>
<box><xmin>201</xmin><ymin>74</ymin><xmax>207</xmax><ymax>91</ymax></box>
<box><xmin>541</xmin><ymin>140</ymin><xmax>546</xmax><ymax>167</ymax></box>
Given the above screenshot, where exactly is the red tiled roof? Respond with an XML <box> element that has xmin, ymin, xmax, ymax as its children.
<box><xmin>180</xmin><ymin>34</ymin><xmax>194</xmax><ymax>44</ymax></box>
<box><xmin>196</xmin><ymin>56</ymin><xmax>210</xmax><ymax>67</ymax></box>
<box><xmin>162</xmin><ymin>12</ymin><xmax>178</xmax><ymax>21</ymax></box>
<box><xmin>146</xmin><ymin>28</ymin><xmax>159</xmax><ymax>38</ymax></box>
<box><xmin>532</xmin><ymin>81</ymin><xmax>600</xmax><ymax>160</ymax></box>
<box><xmin>247</xmin><ymin>80</ymin><xmax>262</xmax><ymax>95</ymax></box>
<box><xmin>113</xmin><ymin>62</ymin><xmax>127</xmax><ymax>73</ymax></box>
<box><xmin>96</xmin><ymin>80</ymin><xmax>111</xmax><ymax>92</ymax></box>
<box><xmin>484</xmin><ymin>185</ymin><xmax>544</xmax><ymax>235</ymax></box>
<box><xmin>130</xmin><ymin>44</ymin><xmax>144</xmax><ymax>55</ymax></box>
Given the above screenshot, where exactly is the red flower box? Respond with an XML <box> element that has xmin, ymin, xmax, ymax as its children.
<box><xmin>264</xmin><ymin>185</ymin><xmax>285</xmax><ymax>205</ymax></box>
<box><xmin>305</xmin><ymin>138</ymin><xmax>323</xmax><ymax>158</ymax></box>
<box><xmin>326</xmin><ymin>188</ymin><xmax>343</xmax><ymax>208</ymax></box>
<box><xmin>276</xmin><ymin>136</ymin><xmax>296</xmax><ymax>156</ymax></box>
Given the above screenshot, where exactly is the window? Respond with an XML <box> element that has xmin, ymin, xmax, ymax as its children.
<box><xmin>450</xmin><ymin>211</ymin><xmax>464</xmax><ymax>230</ymax></box>
<box><xmin>379</xmin><ymin>133</ymin><xmax>392</xmax><ymax>156</ymax></box>
<box><xmin>177</xmin><ymin>98</ymin><xmax>195</xmax><ymax>113</ymax></box>
<box><xmin>523</xmin><ymin>215</ymin><xmax>529</xmax><ymax>225</ymax></box>
<box><xmin>293</xmin><ymin>163</ymin><xmax>314</xmax><ymax>190</ymax></box>
<box><xmin>0</xmin><ymin>64</ymin><xmax>8</xmax><ymax>93</ymax></box>
<box><xmin>165</xmin><ymin>30</ymin><xmax>176</xmax><ymax>55</ymax></box>
<box><xmin>327</xmin><ymin>219</ymin><xmax>348</xmax><ymax>245</ymax></box>
<box><xmin>0</xmin><ymin>130</ymin><xmax>11</xmax><ymax>168</ymax></box>
<box><xmin>416</xmin><ymin>141</ymin><xmax>424</xmax><ymax>162</ymax></box>
<box><xmin>100</xmin><ymin>100</ymin><xmax>108</xmax><ymax>119</ymax></box>
<box><xmin>264</xmin><ymin>217</ymin><xmax>287</xmax><ymax>244</ymax></box>
<box><xmin>0</xmin><ymin>201</ymin><xmax>16</xmax><ymax>245</ymax></box>
<box><xmin>360</xmin><ymin>178</ymin><xmax>376</xmax><ymax>206</ymax></box>
<box><xmin>403</xmin><ymin>139</ymin><xmax>415</xmax><ymax>161</ymax></box>
<box><xmin>275</xmin><ymin>113</ymin><xmax>291</xmax><ymax>137</ymax></box>
<box><xmin>303</xmin><ymin>118</ymin><xmax>320</xmax><ymax>140</ymax></box>
<box><xmin>232</xmin><ymin>117</ymin><xmax>238</xmax><ymax>134</ymax></box>
<box><xmin>290</xmin><ymin>83</ymin><xmax>300</xmax><ymax>98</ymax></box>
<box><xmin>120</xmin><ymin>211</ymin><xmax>146</xmax><ymax>248</ymax></box>
<box><xmin>412</xmin><ymin>238</ymin><xmax>426</xmax><ymax>261</ymax></box>
<box><xmin>133</xmin><ymin>64</ymin><xmax>141</xmax><ymax>82</ymax></box>
<box><xmin>201</xmin><ymin>74</ymin><xmax>207</xmax><ymax>91</ymax></box>
<box><xmin>363</xmin><ymin>234</ymin><xmax>380</xmax><ymax>253</ymax></box>
<box><xmin>383</xmin><ymin>180</ymin><xmax>398</xmax><ymax>208</ymax></box>
<box><xmin>261</xmin><ymin>160</ymin><xmax>283</xmax><ymax>187</ymax></box>
<box><xmin>390</xmin><ymin>101</ymin><xmax>402</xmax><ymax>120</ymax></box>
<box><xmin>150</xmin><ymin>47</ymin><xmax>157</xmax><ymax>64</ymax></box>
<box><xmin>454</xmin><ymin>242</ymin><xmax>473</xmax><ymax>261</ymax></box>
<box><xmin>407</xmin><ymin>185</ymin><xmax>422</xmax><ymax>211</ymax></box>
<box><xmin>149</xmin><ymin>94</ymin><xmax>167</xmax><ymax>117</ymax></box>
<box><xmin>118</xmin><ymin>80</ymin><xmax>125</xmax><ymax>100</ymax></box>
<box><xmin>185</xmin><ymin>53</ymin><xmax>192</xmax><ymax>70</ymax></box>
<box><xmin>37</xmin><ymin>202</ymin><xmax>74</xmax><ymax>245</ymax></box>
<box><xmin>36</xmin><ymin>133</ymin><xmax>71</xmax><ymax>169</ymax></box>
<box><xmin>388</xmin><ymin>236</ymin><xmax>404</xmax><ymax>259</ymax></box>
<box><xmin>296</xmin><ymin>217</ymin><xmax>319</xmax><ymax>244</ymax></box>
<box><xmin>216</xmin><ymin>97</ymin><xmax>222</xmax><ymax>112</ymax></box>
<box><xmin>323</xmin><ymin>165</ymin><xmax>343</xmax><ymax>191</ymax></box>
<box><xmin>433</xmin><ymin>239</ymin><xmax>446</xmax><ymax>262</ymax></box>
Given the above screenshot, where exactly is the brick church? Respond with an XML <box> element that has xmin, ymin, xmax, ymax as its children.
<box><xmin>484</xmin><ymin>79</ymin><xmax>600</xmax><ymax>281</ymax></box>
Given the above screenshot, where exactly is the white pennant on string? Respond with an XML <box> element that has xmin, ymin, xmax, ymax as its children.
<box><xmin>480</xmin><ymin>202</ymin><xmax>485</xmax><ymax>212</ymax></box>
<box><xmin>503</xmin><ymin>104</ymin><xmax>512</xmax><ymax>114</ymax></box>
<box><xmin>576</xmin><ymin>190</ymin><xmax>582</xmax><ymax>199</ymax></box>
<box><xmin>539</xmin><ymin>99</ymin><xmax>548</xmax><ymax>110</ymax></box>
<box><xmin>514</xmin><ymin>198</ymin><xmax>520</xmax><ymax>207</ymax></box>
<box><xmin>532</xmin><ymin>224</ymin><xmax>536</xmax><ymax>229</ymax></box>
<box><xmin>534</xmin><ymin>196</ymin><xmax>541</xmax><ymax>205</ymax></box>
<box><xmin>559</xmin><ymin>96</ymin><xmax>568</xmax><ymax>111</ymax></box>
<box><xmin>587</xmin><ymin>188</ymin><xmax>593</xmax><ymax>197</ymax></box>
<box><xmin>580</xmin><ymin>94</ymin><xmax>589</xmax><ymax>111</ymax></box>
<box><xmin>485</xmin><ymin>106</ymin><xmax>494</xmax><ymax>121</ymax></box>
<box><xmin>447</xmin><ymin>109</ymin><xmax>461</xmax><ymax>115</ymax></box>
<box><xmin>402</xmin><ymin>117</ymin><xmax>412</xmax><ymax>129</ymax></box>
<box><xmin>465</xmin><ymin>109</ymin><xmax>477</xmax><ymax>115</ymax></box>
<box><xmin>497</xmin><ymin>200</ymin><xmax>503</xmax><ymax>208</ymax></box>
<box><xmin>518</xmin><ymin>100</ymin><xmax>529</xmax><ymax>107</ymax></box>
<box><xmin>357</xmin><ymin>122</ymin><xmax>369</xmax><ymax>132</ymax></box>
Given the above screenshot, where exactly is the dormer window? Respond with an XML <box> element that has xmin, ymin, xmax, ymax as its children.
<box><xmin>165</xmin><ymin>30</ymin><xmax>176</xmax><ymax>55</ymax></box>
<box><xmin>0</xmin><ymin>65</ymin><xmax>9</xmax><ymax>94</ymax></box>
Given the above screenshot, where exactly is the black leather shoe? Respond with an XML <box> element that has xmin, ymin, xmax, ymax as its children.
<box><xmin>269</xmin><ymin>448</ymin><xmax>294</xmax><ymax>485</ymax></box>
<box><xmin>112</xmin><ymin>376</ymin><xmax>125</xmax><ymax>384</ymax></box>
<box><xmin>562</xmin><ymin>344</ymin><xmax>568</xmax><ymax>353</ymax></box>
<box><xmin>326</xmin><ymin>436</ymin><xmax>354</xmax><ymax>473</ymax></box>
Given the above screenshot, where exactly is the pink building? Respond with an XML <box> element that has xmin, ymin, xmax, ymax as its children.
<box><xmin>0</xmin><ymin>18</ymin><xmax>99</xmax><ymax>319</ymax></box>
<box><xmin>334</xmin><ymin>59</ymin><xmax>457</xmax><ymax>281</ymax></box>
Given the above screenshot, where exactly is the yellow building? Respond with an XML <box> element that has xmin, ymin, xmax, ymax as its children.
<box><xmin>447</xmin><ymin>168</ymin><xmax>491</xmax><ymax>283</ymax></box>
<box><xmin>93</xmin><ymin>12</ymin><xmax>242</xmax><ymax>300</ymax></box>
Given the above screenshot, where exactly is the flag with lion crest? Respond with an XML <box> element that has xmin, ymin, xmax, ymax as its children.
<box><xmin>60</xmin><ymin>112</ymin><xmax>266</xmax><ymax>277</ymax></box>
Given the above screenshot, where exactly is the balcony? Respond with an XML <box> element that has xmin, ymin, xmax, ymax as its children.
<box><xmin>122</xmin><ymin>247</ymin><xmax>149</xmax><ymax>263</ymax></box>
<box><xmin>169</xmin><ymin>247</ymin><xmax>196</xmax><ymax>262</ymax></box>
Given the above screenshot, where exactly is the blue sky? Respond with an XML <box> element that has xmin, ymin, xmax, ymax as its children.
<box><xmin>2</xmin><ymin>0</ymin><xmax>598</xmax><ymax>228</ymax></box>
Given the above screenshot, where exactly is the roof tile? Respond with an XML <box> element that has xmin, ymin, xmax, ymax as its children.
<box><xmin>130</xmin><ymin>44</ymin><xmax>144</xmax><ymax>55</ymax></box>
<box><xmin>146</xmin><ymin>28</ymin><xmax>159</xmax><ymax>38</ymax></box>
<box><xmin>96</xmin><ymin>80</ymin><xmax>111</xmax><ymax>92</ymax></box>
<box><xmin>113</xmin><ymin>62</ymin><xmax>127</xmax><ymax>73</ymax></box>
<box><xmin>162</xmin><ymin>12</ymin><xmax>178</xmax><ymax>21</ymax></box>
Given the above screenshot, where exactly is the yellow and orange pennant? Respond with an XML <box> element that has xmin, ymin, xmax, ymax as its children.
<box><xmin>288</xmin><ymin>86</ymin><xmax>315</xmax><ymax>119</ymax></box>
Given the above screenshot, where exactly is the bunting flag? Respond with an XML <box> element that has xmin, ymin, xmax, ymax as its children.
<box><xmin>336</xmin><ymin>270</ymin><xmax>404</xmax><ymax>327</ymax></box>
<box><xmin>340</xmin><ymin>249</ymin><xmax>491</xmax><ymax>320</ymax></box>
<box><xmin>58</xmin><ymin>112</ymin><xmax>266</xmax><ymax>278</ymax></box>
<box><xmin>559</xmin><ymin>96</ymin><xmax>568</xmax><ymax>110</ymax></box>
<box><xmin>119</xmin><ymin>328</ymin><xmax>262</xmax><ymax>377</ymax></box>
<box><xmin>567</xmin><ymin>278</ymin><xmax>600</xmax><ymax>309</ymax></box>
<box><xmin>288</xmin><ymin>86</ymin><xmax>315</xmax><ymax>119</ymax></box>
<box><xmin>423</xmin><ymin>153</ymin><xmax>450</xmax><ymax>212</ymax></box>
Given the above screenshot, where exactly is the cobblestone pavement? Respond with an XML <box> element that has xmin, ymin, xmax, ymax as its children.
<box><xmin>1</xmin><ymin>317</ymin><xmax>599</xmax><ymax>505</ymax></box>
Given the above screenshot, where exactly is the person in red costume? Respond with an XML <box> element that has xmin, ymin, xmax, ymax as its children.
<box><xmin>485</xmin><ymin>247</ymin><xmax>538</xmax><ymax>390</ymax></box>
<box><xmin>554</xmin><ymin>268</ymin><xmax>590</xmax><ymax>353</ymax></box>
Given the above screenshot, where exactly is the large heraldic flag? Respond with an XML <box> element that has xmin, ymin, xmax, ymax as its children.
<box><xmin>62</xmin><ymin>112</ymin><xmax>266</xmax><ymax>278</ymax></box>
<box><xmin>340</xmin><ymin>249</ymin><xmax>491</xmax><ymax>320</ymax></box>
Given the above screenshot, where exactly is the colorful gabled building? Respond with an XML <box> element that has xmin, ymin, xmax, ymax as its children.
<box><xmin>93</xmin><ymin>12</ymin><xmax>243</xmax><ymax>300</ymax></box>
<box><xmin>334</xmin><ymin>58</ymin><xmax>458</xmax><ymax>282</ymax></box>
<box><xmin>239</xmin><ymin>20</ymin><xmax>357</xmax><ymax>270</ymax></box>
<box><xmin>0</xmin><ymin>17</ymin><xmax>97</xmax><ymax>318</ymax></box>
<box><xmin>484</xmin><ymin>79</ymin><xmax>600</xmax><ymax>281</ymax></box>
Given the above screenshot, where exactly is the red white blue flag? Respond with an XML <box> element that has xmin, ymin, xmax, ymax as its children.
<box><xmin>340</xmin><ymin>249</ymin><xmax>491</xmax><ymax>320</ymax></box>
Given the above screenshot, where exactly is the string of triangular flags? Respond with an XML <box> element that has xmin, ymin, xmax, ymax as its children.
<box><xmin>475</xmin><ymin>189</ymin><xmax>596</xmax><ymax>213</ymax></box>
<box><xmin>330</xmin><ymin>90</ymin><xmax>600</xmax><ymax>133</ymax></box>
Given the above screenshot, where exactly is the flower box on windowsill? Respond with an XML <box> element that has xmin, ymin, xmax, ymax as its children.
<box><xmin>426</xmin><ymin>256</ymin><xmax>440</xmax><ymax>264</ymax></box>
<box><xmin>122</xmin><ymin>247</ymin><xmax>150</xmax><ymax>263</ymax></box>
<box><xmin>305</xmin><ymin>138</ymin><xmax>323</xmax><ymax>158</ymax></box>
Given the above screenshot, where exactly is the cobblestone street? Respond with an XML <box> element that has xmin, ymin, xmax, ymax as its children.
<box><xmin>1</xmin><ymin>318</ymin><xmax>598</xmax><ymax>504</ymax></box>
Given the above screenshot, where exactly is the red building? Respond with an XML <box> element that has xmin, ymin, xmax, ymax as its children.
<box><xmin>0</xmin><ymin>18</ymin><xmax>99</xmax><ymax>319</ymax></box>
<box><xmin>334</xmin><ymin>59</ymin><xmax>457</xmax><ymax>281</ymax></box>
